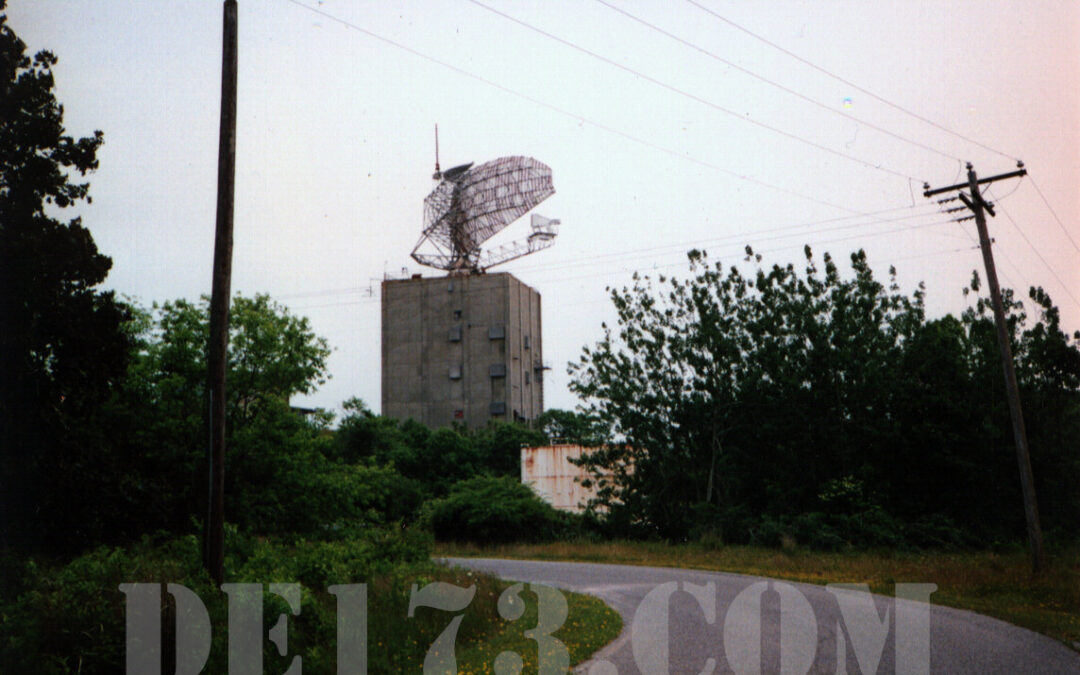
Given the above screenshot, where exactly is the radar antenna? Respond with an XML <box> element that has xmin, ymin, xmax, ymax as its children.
<box><xmin>411</xmin><ymin>155</ymin><xmax>559</xmax><ymax>274</ymax></box>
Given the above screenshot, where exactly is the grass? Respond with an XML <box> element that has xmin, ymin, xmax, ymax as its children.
<box><xmin>370</xmin><ymin>562</ymin><xmax>623</xmax><ymax>674</ymax></box>
<box><xmin>436</xmin><ymin>540</ymin><xmax>1080</xmax><ymax>650</ymax></box>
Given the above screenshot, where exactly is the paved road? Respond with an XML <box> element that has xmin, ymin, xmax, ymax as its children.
<box><xmin>444</xmin><ymin>557</ymin><xmax>1080</xmax><ymax>674</ymax></box>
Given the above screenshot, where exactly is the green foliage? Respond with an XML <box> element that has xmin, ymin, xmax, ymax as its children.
<box><xmin>535</xmin><ymin>408</ymin><xmax>608</xmax><ymax>446</ymax></box>
<box><xmin>1</xmin><ymin>535</ymin><xmax>216</xmax><ymax>673</ymax></box>
<box><xmin>0</xmin><ymin>529</ymin><xmax>432</xmax><ymax>674</ymax></box>
<box><xmin>424</xmin><ymin>476</ymin><xmax>577</xmax><ymax>543</ymax></box>
<box><xmin>571</xmin><ymin>246</ymin><xmax>1080</xmax><ymax>548</ymax></box>
<box><xmin>0</xmin><ymin>3</ymin><xmax>133</xmax><ymax>553</ymax></box>
<box><xmin>335</xmin><ymin>401</ymin><xmax>545</xmax><ymax>496</ymax></box>
<box><xmin>89</xmin><ymin>294</ymin><xmax>336</xmax><ymax>540</ymax></box>
<box><xmin>470</xmin><ymin>420</ymin><xmax>548</xmax><ymax>477</ymax></box>
<box><xmin>229</xmin><ymin>399</ymin><xmax>424</xmax><ymax>536</ymax></box>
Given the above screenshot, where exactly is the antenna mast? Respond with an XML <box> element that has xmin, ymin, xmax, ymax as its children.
<box><xmin>432</xmin><ymin>124</ymin><xmax>441</xmax><ymax>180</ymax></box>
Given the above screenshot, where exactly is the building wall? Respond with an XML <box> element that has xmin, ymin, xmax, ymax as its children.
<box><xmin>381</xmin><ymin>272</ymin><xmax>543</xmax><ymax>428</ymax></box>
<box><xmin>520</xmin><ymin>444</ymin><xmax>601</xmax><ymax>513</ymax></box>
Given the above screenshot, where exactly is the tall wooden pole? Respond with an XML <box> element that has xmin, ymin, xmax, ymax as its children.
<box><xmin>924</xmin><ymin>164</ymin><xmax>1044</xmax><ymax>574</ymax></box>
<box><xmin>965</xmin><ymin>165</ymin><xmax>1044</xmax><ymax>574</ymax></box>
<box><xmin>206</xmin><ymin>0</ymin><xmax>237</xmax><ymax>586</ymax></box>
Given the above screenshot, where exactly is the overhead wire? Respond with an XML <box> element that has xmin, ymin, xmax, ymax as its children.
<box><xmin>284</xmin><ymin>203</ymin><xmax>941</xmax><ymax>307</ymax></box>
<box><xmin>1027</xmin><ymin>173</ymin><xmax>1080</xmax><ymax>255</ymax></box>
<box><xmin>592</xmin><ymin>0</ymin><xmax>963</xmax><ymax>165</ymax></box>
<box><xmin>988</xmin><ymin>190</ymin><xmax>1080</xmax><ymax>312</ymax></box>
<box><xmin>281</xmin><ymin>0</ymin><xmax>876</xmax><ymax>216</ymax></box>
<box><xmin>290</xmin><ymin>214</ymin><xmax>966</xmax><ymax>310</ymax></box>
<box><xmin>928</xmin><ymin>181</ymin><xmax>1024</xmax><ymax>291</ymax></box>
<box><xmin>280</xmin><ymin>199</ymin><xmax>943</xmax><ymax>305</ymax></box>
<box><xmin>684</xmin><ymin>0</ymin><xmax>1021</xmax><ymax>163</ymax></box>
<box><xmin>278</xmin><ymin>0</ymin><xmax>1067</xmax><ymax>316</ymax></box>
<box><xmin>511</xmin><ymin>204</ymin><xmax>945</xmax><ymax>276</ymax></box>
<box><xmin>465</xmin><ymin>0</ymin><xmax>921</xmax><ymax>182</ymax></box>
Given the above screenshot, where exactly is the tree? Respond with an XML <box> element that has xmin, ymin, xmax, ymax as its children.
<box><xmin>112</xmin><ymin>294</ymin><xmax>333</xmax><ymax>536</ymax></box>
<box><xmin>570</xmin><ymin>246</ymin><xmax>926</xmax><ymax>540</ymax></box>
<box><xmin>535</xmin><ymin>408</ymin><xmax>608</xmax><ymax>446</ymax></box>
<box><xmin>571</xmin><ymin>244</ymin><xmax>1080</xmax><ymax>547</ymax></box>
<box><xmin>0</xmin><ymin>3</ymin><xmax>133</xmax><ymax>552</ymax></box>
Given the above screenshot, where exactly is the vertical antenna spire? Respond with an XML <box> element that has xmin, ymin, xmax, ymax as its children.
<box><xmin>432</xmin><ymin>124</ymin><xmax>441</xmax><ymax>180</ymax></box>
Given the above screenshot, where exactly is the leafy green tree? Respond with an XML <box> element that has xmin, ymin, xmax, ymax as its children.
<box><xmin>572</xmin><ymin>244</ymin><xmax>1080</xmax><ymax>547</ymax></box>
<box><xmin>0</xmin><ymin>3</ymin><xmax>133</xmax><ymax>552</ymax></box>
<box><xmin>535</xmin><ymin>408</ymin><xmax>608</xmax><ymax>446</ymax></box>
<box><xmin>470</xmin><ymin>420</ymin><xmax>547</xmax><ymax>477</ymax></box>
<box><xmin>571</xmin><ymin>246</ymin><xmax>926</xmax><ymax>540</ymax></box>
<box><xmin>107</xmin><ymin>294</ymin><xmax>333</xmax><ymax>538</ymax></box>
<box><xmin>335</xmin><ymin>402</ymin><xmax>544</xmax><ymax>495</ymax></box>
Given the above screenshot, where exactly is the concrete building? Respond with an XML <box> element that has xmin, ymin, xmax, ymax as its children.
<box><xmin>381</xmin><ymin>271</ymin><xmax>544</xmax><ymax>428</ymax></box>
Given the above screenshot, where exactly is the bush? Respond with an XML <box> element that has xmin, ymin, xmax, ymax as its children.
<box><xmin>1</xmin><ymin>534</ymin><xmax>217</xmax><ymax>674</ymax></box>
<box><xmin>230</xmin><ymin>449</ymin><xmax>425</xmax><ymax>538</ymax></box>
<box><xmin>423</xmin><ymin>476</ymin><xmax>577</xmax><ymax>543</ymax></box>
<box><xmin>746</xmin><ymin>509</ymin><xmax>909</xmax><ymax>552</ymax></box>
<box><xmin>0</xmin><ymin>526</ymin><xmax>433</xmax><ymax>673</ymax></box>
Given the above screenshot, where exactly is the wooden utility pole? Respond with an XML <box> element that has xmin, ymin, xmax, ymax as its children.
<box><xmin>205</xmin><ymin>0</ymin><xmax>238</xmax><ymax>586</ymax></box>
<box><xmin>924</xmin><ymin>163</ymin><xmax>1045</xmax><ymax>574</ymax></box>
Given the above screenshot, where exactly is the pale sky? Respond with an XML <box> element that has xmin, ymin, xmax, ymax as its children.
<box><xmin>9</xmin><ymin>1</ymin><xmax>1079</xmax><ymax>417</ymax></box>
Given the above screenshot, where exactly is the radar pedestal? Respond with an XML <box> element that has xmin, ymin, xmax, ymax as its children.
<box><xmin>381</xmin><ymin>272</ymin><xmax>545</xmax><ymax>428</ymax></box>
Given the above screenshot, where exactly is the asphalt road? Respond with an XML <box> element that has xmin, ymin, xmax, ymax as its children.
<box><xmin>443</xmin><ymin>557</ymin><xmax>1080</xmax><ymax>675</ymax></box>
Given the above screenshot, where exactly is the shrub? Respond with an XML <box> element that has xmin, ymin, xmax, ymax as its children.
<box><xmin>0</xmin><ymin>526</ymin><xmax>432</xmax><ymax>673</ymax></box>
<box><xmin>423</xmin><ymin>476</ymin><xmax>577</xmax><ymax>543</ymax></box>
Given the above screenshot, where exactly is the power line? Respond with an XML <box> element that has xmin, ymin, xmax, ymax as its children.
<box><xmin>1027</xmin><ymin>173</ymin><xmax>1080</xmax><ymax>255</ymax></box>
<box><xmin>512</xmin><ymin>204</ymin><xmax>944</xmax><ymax>276</ymax></box>
<box><xmin>684</xmin><ymin>0</ymin><xmax>1021</xmax><ymax>163</ymax></box>
<box><xmin>465</xmin><ymin>0</ymin><xmax>920</xmax><ymax>182</ymax></box>
<box><xmin>501</xmin><ymin>217</ymin><xmax>974</xmax><ymax>287</ymax></box>
<box><xmin>593</xmin><ymin>0</ymin><xmax>963</xmax><ymax>165</ymax></box>
<box><xmin>281</xmin><ymin>0</ymin><xmax>871</xmax><ymax>215</ymax></box>
<box><xmin>992</xmin><ymin>197</ymin><xmax>1080</xmax><ymax>312</ymax></box>
<box><xmin>290</xmin><ymin>215</ymin><xmax>965</xmax><ymax>311</ymax></box>
<box><xmin>284</xmin><ymin>204</ymin><xmax>944</xmax><ymax>307</ymax></box>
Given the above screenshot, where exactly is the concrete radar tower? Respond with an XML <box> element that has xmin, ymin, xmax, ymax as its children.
<box><xmin>381</xmin><ymin>132</ymin><xmax>559</xmax><ymax>428</ymax></box>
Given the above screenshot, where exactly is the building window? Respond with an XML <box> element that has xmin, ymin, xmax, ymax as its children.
<box><xmin>523</xmin><ymin>335</ymin><xmax>530</xmax><ymax>349</ymax></box>
<box><xmin>488</xmin><ymin>324</ymin><xmax>505</xmax><ymax>339</ymax></box>
<box><xmin>490</xmin><ymin>401</ymin><xmax>506</xmax><ymax>415</ymax></box>
<box><xmin>489</xmin><ymin>363</ymin><xmax>506</xmax><ymax>378</ymax></box>
<box><xmin>453</xmin><ymin>309</ymin><xmax>462</xmax><ymax>320</ymax></box>
<box><xmin>525</xmin><ymin>371</ymin><xmax>531</xmax><ymax>385</ymax></box>
<box><xmin>448</xmin><ymin>325</ymin><xmax>462</xmax><ymax>342</ymax></box>
<box><xmin>449</xmin><ymin>364</ymin><xmax>462</xmax><ymax>380</ymax></box>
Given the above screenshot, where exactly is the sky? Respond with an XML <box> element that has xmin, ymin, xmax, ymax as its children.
<box><xmin>9</xmin><ymin>0</ymin><xmax>1079</xmax><ymax>418</ymax></box>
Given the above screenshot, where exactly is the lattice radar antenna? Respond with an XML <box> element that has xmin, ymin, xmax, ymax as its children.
<box><xmin>411</xmin><ymin>136</ymin><xmax>559</xmax><ymax>273</ymax></box>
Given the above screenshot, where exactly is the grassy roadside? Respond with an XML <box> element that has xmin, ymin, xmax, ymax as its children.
<box><xmin>436</xmin><ymin>540</ymin><xmax>1080</xmax><ymax>649</ymax></box>
<box><xmin>0</xmin><ymin>534</ymin><xmax>622</xmax><ymax>673</ymax></box>
<box><xmin>413</xmin><ymin>564</ymin><xmax>624</xmax><ymax>674</ymax></box>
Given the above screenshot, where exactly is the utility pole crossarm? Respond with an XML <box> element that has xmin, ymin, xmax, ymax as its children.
<box><xmin>922</xmin><ymin>166</ymin><xmax>1026</xmax><ymax>198</ymax></box>
<box><xmin>955</xmin><ymin>192</ymin><xmax>995</xmax><ymax>218</ymax></box>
